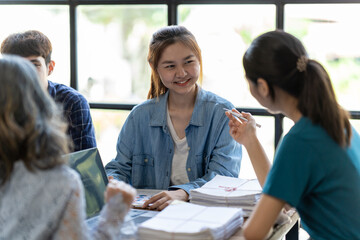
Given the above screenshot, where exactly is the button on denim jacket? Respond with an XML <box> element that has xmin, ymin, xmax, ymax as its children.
<box><xmin>105</xmin><ymin>87</ymin><xmax>242</xmax><ymax>194</ymax></box>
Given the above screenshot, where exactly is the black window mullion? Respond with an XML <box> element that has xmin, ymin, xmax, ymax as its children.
<box><xmin>70</xmin><ymin>2</ymin><xmax>78</xmax><ymax>90</ymax></box>
<box><xmin>168</xmin><ymin>1</ymin><xmax>178</xmax><ymax>25</ymax></box>
<box><xmin>275</xmin><ymin>0</ymin><xmax>284</xmax><ymax>136</ymax></box>
<box><xmin>89</xmin><ymin>103</ymin><xmax>135</xmax><ymax>111</ymax></box>
<box><xmin>350</xmin><ymin>111</ymin><xmax>360</xmax><ymax>119</ymax></box>
<box><xmin>276</xmin><ymin>1</ymin><xmax>285</xmax><ymax>29</ymax></box>
<box><xmin>274</xmin><ymin>114</ymin><xmax>284</xmax><ymax>148</ymax></box>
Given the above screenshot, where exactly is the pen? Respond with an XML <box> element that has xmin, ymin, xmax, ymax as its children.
<box><xmin>223</xmin><ymin>108</ymin><xmax>261</xmax><ymax>128</ymax></box>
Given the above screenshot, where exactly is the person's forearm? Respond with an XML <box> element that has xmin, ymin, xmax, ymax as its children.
<box><xmin>174</xmin><ymin>189</ymin><xmax>189</xmax><ymax>201</ymax></box>
<box><xmin>243</xmin><ymin>136</ymin><xmax>271</xmax><ymax>188</ymax></box>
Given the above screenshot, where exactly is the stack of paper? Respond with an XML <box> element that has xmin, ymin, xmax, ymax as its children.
<box><xmin>190</xmin><ymin>175</ymin><xmax>262</xmax><ymax>216</ymax></box>
<box><xmin>137</xmin><ymin>201</ymin><xmax>243</xmax><ymax>240</ymax></box>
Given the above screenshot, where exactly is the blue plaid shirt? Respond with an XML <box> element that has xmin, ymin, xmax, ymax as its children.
<box><xmin>47</xmin><ymin>80</ymin><xmax>96</xmax><ymax>152</ymax></box>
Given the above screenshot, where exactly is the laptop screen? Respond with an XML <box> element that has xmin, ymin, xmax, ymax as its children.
<box><xmin>64</xmin><ymin>147</ymin><xmax>108</xmax><ymax>219</ymax></box>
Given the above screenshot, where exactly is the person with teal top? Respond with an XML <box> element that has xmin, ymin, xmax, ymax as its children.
<box><xmin>226</xmin><ymin>30</ymin><xmax>360</xmax><ymax>240</ymax></box>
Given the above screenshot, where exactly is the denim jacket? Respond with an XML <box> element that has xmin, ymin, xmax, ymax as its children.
<box><xmin>105</xmin><ymin>87</ymin><xmax>242</xmax><ymax>194</ymax></box>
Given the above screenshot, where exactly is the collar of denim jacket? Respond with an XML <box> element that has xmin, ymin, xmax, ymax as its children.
<box><xmin>149</xmin><ymin>86</ymin><xmax>204</xmax><ymax>128</ymax></box>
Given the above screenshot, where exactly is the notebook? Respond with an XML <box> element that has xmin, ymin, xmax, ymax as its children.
<box><xmin>64</xmin><ymin>147</ymin><xmax>157</xmax><ymax>228</ymax></box>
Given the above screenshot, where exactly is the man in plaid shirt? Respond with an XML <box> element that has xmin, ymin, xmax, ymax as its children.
<box><xmin>1</xmin><ymin>30</ymin><xmax>96</xmax><ymax>151</ymax></box>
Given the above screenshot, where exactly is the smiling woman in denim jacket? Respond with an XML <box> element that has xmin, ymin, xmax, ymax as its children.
<box><xmin>105</xmin><ymin>25</ymin><xmax>242</xmax><ymax>210</ymax></box>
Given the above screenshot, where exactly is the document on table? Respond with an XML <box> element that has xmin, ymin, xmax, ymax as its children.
<box><xmin>137</xmin><ymin>201</ymin><xmax>243</xmax><ymax>240</ymax></box>
<box><xmin>189</xmin><ymin>175</ymin><xmax>262</xmax><ymax>216</ymax></box>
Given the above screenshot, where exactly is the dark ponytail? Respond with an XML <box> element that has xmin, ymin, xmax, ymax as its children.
<box><xmin>243</xmin><ymin>30</ymin><xmax>351</xmax><ymax>147</ymax></box>
<box><xmin>299</xmin><ymin>59</ymin><xmax>351</xmax><ymax>147</ymax></box>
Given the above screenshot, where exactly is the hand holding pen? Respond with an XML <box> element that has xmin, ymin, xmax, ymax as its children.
<box><xmin>223</xmin><ymin>108</ymin><xmax>261</xmax><ymax>128</ymax></box>
<box><xmin>224</xmin><ymin>108</ymin><xmax>260</xmax><ymax>147</ymax></box>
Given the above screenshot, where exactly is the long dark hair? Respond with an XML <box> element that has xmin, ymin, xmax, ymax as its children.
<box><xmin>0</xmin><ymin>55</ymin><xmax>69</xmax><ymax>186</ymax></box>
<box><xmin>147</xmin><ymin>25</ymin><xmax>203</xmax><ymax>99</ymax></box>
<box><xmin>243</xmin><ymin>30</ymin><xmax>351</xmax><ymax>147</ymax></box>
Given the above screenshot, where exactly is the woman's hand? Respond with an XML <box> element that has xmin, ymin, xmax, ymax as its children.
<box><xmin>105</xmin><ymin>178</ymin><xmax>136</xmax><ymax>209</ymax></box>
<box><xmin>226</xmin><ymin>110</ymin><xmax>271</xmax><ymax>187</ymax></box>
<box><xmin>225</xmin><ymin>110</ymin><xmax>257</xmax><ymax>148</ymax></box>
<box><xmin>142</xmin><ymin>189</ymin><xmax>189</xmax><ymax>211</ymax></box>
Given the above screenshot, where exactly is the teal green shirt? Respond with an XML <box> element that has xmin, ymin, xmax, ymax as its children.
<box><xmin>263</xmin><ymin>117</ymin><xmax>360</xmax><ymax>240</ymax></box>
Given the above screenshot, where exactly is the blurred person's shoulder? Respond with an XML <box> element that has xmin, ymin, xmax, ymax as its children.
<box><xmin>44</xmin><ymin>164</ymin><xmax>83</xmax><ymax>192</ymax></box>
<box><xmin>7</xmin><ymin>161</ymin><xmax>82</xmax><ymax>201</ymax></box>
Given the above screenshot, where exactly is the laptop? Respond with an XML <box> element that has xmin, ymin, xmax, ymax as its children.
<box><xmin>65</xmin><ymin>147</ymin><xmax>108</xmax><ymax>219</ymax></box>
<box><xmin>64</xmin><ymin>147</ymin><xmax>157</xmax><ymax>229</ymax></box>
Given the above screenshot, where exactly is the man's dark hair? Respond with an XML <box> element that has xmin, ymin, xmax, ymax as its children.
<box><xmin>1</xmin><ymin>30</ymin><xmax>52</xmax><ymax>64</ymax></box>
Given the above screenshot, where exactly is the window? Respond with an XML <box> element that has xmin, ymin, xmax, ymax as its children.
<box><xmin>0</xmin><ymin>4</ymin><xmax>70</xmax><ymax>86</ymax></box>
<box><xmin>285</xmin><ymin>4</ymin><xmax>360</xmax><ymax>111</ymax></box>
<box><xmin>90</xmin><ymin>109</ymin><xmax>130</xmax><ymax>165</ymax></box>
<box><xmin>77</xmin><ymin>5</ymin><xmax>167</xmax><ymax>104</ymax></box>
<box><xmin>240</xmin><ymin>116</ymin><xmax>275</xmax><ymax>178</ymax></box>
<box><xmin>179</xmin><ymin>4</ymin><xmax>276</xmax><ymax>108</ymax></box>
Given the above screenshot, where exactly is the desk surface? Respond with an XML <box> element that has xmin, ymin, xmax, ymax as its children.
<box><xmin>134</xmin><ymin>189</ymin><xmax>300</xmax><ymax>240</ymax></box>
